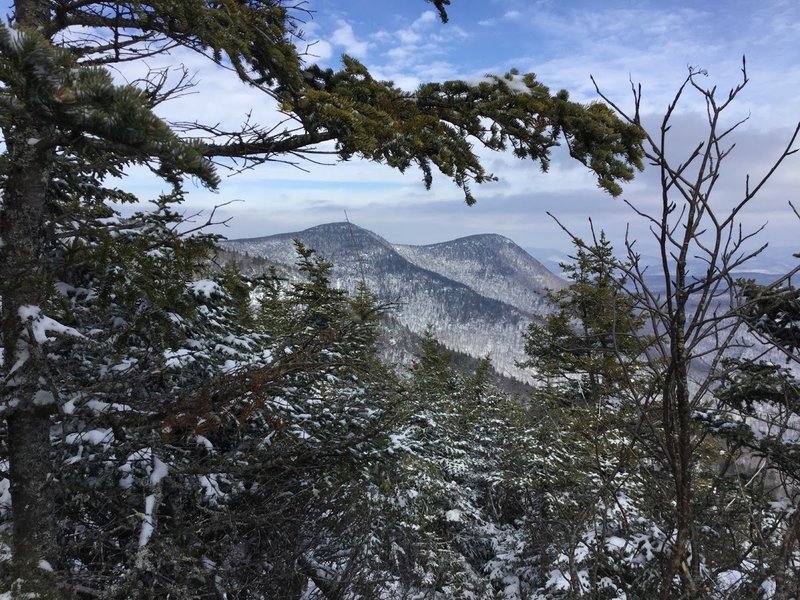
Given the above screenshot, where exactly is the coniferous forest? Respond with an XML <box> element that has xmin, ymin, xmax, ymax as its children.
<box><xmin>1</xmin><ymin>1</ymin><xmax>799</xmax><ymax>598</ymax></box>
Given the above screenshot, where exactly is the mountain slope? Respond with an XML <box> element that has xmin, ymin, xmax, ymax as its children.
<box><xmin>223</xmin><ymin>223</ymin><xmax>563</xmax><ymax>380</ymax></box>
<box><xmin>394</xmin><ymin>233</ymin><xmax>566</xmax><ymax>315</ymax></box>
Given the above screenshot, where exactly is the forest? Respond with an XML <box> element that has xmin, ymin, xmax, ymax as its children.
<box><xmin>1</xmin><ymin>1</ymin><xmax>799</xmax><ymax>598</ymax></box>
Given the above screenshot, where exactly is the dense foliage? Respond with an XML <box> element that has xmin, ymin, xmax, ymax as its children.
<box><xmin>1</xmin><ymin>1</ymin><xmax>798</xmax><ymax>598</ymax></box>
<box><xmin>0</xmin><ymin>1</ymin><xmax>645</xmax><ymax>595</ymax></box>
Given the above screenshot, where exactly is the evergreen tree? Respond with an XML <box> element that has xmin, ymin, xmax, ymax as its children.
<box><xmin>520</xmin><ymin>232</ymin><xmax>644</xmax><ymax>404</ymax></box>
<box><xmin>374</xmin><ymin>331</ymin><xmax>542</xmax><ymax>598</ymax></box>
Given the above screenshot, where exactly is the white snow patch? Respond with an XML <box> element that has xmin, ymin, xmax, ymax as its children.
<box><xmin>190</xmin><ymin>279</ymin><xmax>222</xmax><ymax>299</ymax></box>
<box><xmin>716</xmin><ymin>570</ymin><xmax>746</xmax><ymax>593</ymax></box>
<box><xmin>138</xmin><ymin>494</ymin><xmax>156</xmax><ymax>548</ymax></box>
<box><xmin>8</xmin><ymin>347</ymin><xmax>30</xmax><ymax>376</ymax></box>
<box><xmin>546</xmin><ymin>569</ymin><xmax>571</xmax><ymax>592</ymax></box>
<box><xmin>18</xmin><ymin>305</ymin><xmax>83</xmax><ymax>343</ymax></box>
<box><xmin>388</xmin><ymin>433</ymin><xmax>412</xmax><ymax>453</ymax></box>
<box><xmin>759</xmin><ymin>577</ymin><xmax>776</xmax><ymax>599</ymax></box>
<box><xmin>221</xmin><ymin>359</ymin><xmax>240</xmax><ymax>373</ymax></box>
<box><xmin>62</xmin><ymin>396</ymin><xmax>77</xmax><ymax>415</ymax></box>
<box><xmin>445</xmin><ymin>509</ymin><xmax>462</xmax><ymax>522</ymax></box>
<box><xmin>604</xmin><ymin>536</ymin><xmax>627</xmax><ymax>553</ymax></box>
<box><xmin>86</xmin><ymin>399</ymin><xmax>135</xmax><ymax>414</ymax></box>
<box><xmin>196</xmin><ymin>435</ymin><xmax>214</xmax><ymax>452</ymax></box>
<box><xmin>468</xmin><ymin>73</ymin><xmax>531</xmax><ymax>94</ymax></box>
<box><xmin>33</xmin><ymin>390</ymin><xmax>55</xmax><ymax>406</ymax></box>
<box><xmin>65</xmin><ymin>428</ymin><xmax>113</xmax><ymax>446</ymax></box>
<box><xmin>0</xmin><ymin>460</ymin><xmax>10</xmax><ymax>517</ymax></box>
<box><xmin>111</xmin><ymin>357</ymin><xmax>137</xmax><ymax>372</ymax></box>
<box><xmin>199</xmin><ymin>474</ymin><xmax>226</xmax><ymax>503</ymax></box>
<box><xmin>38</xmin><ymin>559</ymin><xmax>53</xmax><ymax>572</ymax></box>
<box><xmin>150</xmin><ymin>456</ymin><xmax>168</xmax><ymax>485</ymax></box>
<box><xmin>164</xmin><ymin>348</ymin><xmax>194</xmax><ymax>368</ymax></box>
<box><xmin>119</xmin><ymin>448</ymin><xmax>152</xmax><ymax>489</ymax></box>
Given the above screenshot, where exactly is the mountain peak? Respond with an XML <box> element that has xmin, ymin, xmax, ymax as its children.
<box><xmin>222</xmin><ymin>223</ymin><xmax>564</xmax><ymax>380</ymax></box>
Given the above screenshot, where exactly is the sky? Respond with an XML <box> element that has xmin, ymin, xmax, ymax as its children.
<box><xmin>8</xmin><ymin>0</ymin><xmax>800</xmax><ymax>264</ymax></box>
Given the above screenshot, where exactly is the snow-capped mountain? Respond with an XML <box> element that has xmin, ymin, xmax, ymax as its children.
<box><xmin>222</xmin><ymin>222</ymin><xmax>566</xmax><ymax>380</ymax></box>
<box><xmin>395</xmin><ymin>234</ymin><xmax>567</xmax><ymax>316</ymax></box>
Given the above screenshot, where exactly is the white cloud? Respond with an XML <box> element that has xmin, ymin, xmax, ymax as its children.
<box><xmin>104</xmin><ymin>1</ymin><xmax>800</xmax><ymax>258</ymax></box>
<box><xmin>331</xmin><ymin>20</ymin><xmax>369</xmax><ymax>58</ymax></box>
<box><xmin>359</xmin><ymin>10</ymin><xmax>470</xmax><ymax>89</ymax></box>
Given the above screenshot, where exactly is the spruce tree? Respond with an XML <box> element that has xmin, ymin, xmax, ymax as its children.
<box><xmin>520</xmin><ymin>232</ymin><xmax>644</xmax><ymax>404</ymax></box>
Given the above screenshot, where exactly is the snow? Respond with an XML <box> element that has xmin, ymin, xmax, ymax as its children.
<box><xmin>164</xmin><ymin>347</ymin><xmax>195</xmax><ymax>368</ymax></box>
<box><xmin>32</xmin><ymin>390</ymin><xmax>55</xmax><ymax>406</ymax></box>
<box><xmin>445</xmin><ymin>509</ymin><xmax>462</xmax><ymax>522</ymax></box>
<box><xmin>196</xmin><ymin>435</ymin><xmax>214</xmax><ymax>452</ymax></box>
<box><xmin>760</xmin><ymin>577</ymin><xmax>776</xmax><ymax>599</ymax></box>
<box><xmin>716</xmin><ymin>570</ymin><xmax>746</xmax><ymax>594</ymax></box>
<box><xmin>545</xmin><ymin>569</ymin><xmax>571</xmax><ymax>592</ymax></box>
<box><xmin>65</xmin><ymin>428</ymin><xmax>114</xmax><ymax>446</ymax></box>
<box><xmin>388</xmin><ymin>433</ymin><xmax>413</xmax><ymax>453</ymax></box>
<box><xmin>604</xmin><ymin>536</ymin><xmax>627</xmax><ymax>553</ymax></box>
<box><xmin>119</xmin><ymin>448</ymin><xmax>151</xmax><ymax>489</ymax></box>
<box><xmin>62</xmin><ymin>395</ymin><xmax>77</xmax><ymax>415</ymax></box>
<box><xmin>221</xmin><ymin>359</ymin><xmax>240</xmax><ymax>373</ymax></box>
<box><xmin>468</xmin><ymin>74</ymin><xmax>532</xmax><ymax>94</ymax></box>
<box><xmin>111</xmin><ymin>357</ymin><xmax>138</xmax><ymax>372</ymax></box>
<box><xmin>85</xmin><ymin>399</ymin><xmax>135</xmax><ymax>414</ymax></box>
<box><xmin>190</xmin><ymin>279</ymin><xmax>223</xmax><ymax>298</ymax></box>
<box><xmin>150</xmin><ymin>456</ymin><xmax>168</xmax><ymax>485</ymax></box>
<box><xmin>18</xmin><ymin>305</ymin><xmax>83</xmax><ymax>343</ymax></box>
<box><xmin>8</xmin><ymin>347</ymin><xmax>30</xmax><ymax>376</ymax></box>
<box><xmin>199</xmin><ymin>474</ymin><xmax>226</xmax><ymax>503</ymax></box>
<box><xmin>138</xmin><ymin>494</ymin><xmax>156</xmax><ymax>548</ymax></box>
<box><xmin>38</xmin><ymin>559</ymin><xmax>53</xmax><ymax>572</ymax></box>
<box><xmin>0</xmin><ymin>460</ymin><xmax>10</xmax><ymax>517</ymax></box>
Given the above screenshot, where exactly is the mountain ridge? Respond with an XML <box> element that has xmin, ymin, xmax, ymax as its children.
<box><xmin>222</xmin><ymin>223</ymin><xmax>565</xmax><ymax>380</ymax></box>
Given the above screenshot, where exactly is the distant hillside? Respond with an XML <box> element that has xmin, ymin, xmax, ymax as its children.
<box><xmin>395</xmin><ymin>234</ymin><xmax>566</xmax><ymax>316</ymax></box>
<box><xmin>222</xmin><ymin>223</ymin><xmax>566</xmax><ymax>380</ymax></box>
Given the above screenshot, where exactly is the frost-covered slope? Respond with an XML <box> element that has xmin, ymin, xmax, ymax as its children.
<box><xmin>223</xmin><ymin>223</ymin><xmax>562</xmax><ymax>380</ymax></box>
<box><xmin>394</xmin><ymin>234</ymin><xmax>566</xmax><ymax>315</ymax></box>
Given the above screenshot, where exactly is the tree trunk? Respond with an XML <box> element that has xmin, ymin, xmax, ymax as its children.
<box><xmin>659</xmin><ymin>254</ymin><xmax>698</xmax><ymax>599</ymax></box>
<box><xmin>2</xmin><ymin>1</ymin><xmax>59</xmax><ymax>592</ymax></box>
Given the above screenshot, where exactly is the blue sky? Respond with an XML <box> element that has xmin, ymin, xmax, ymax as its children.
<box><xmin>199</xmin><ymin>0</ymin><xmax>799</xmax><ymax>261</ymax></box>
<box><xmin>8</xmin><ymin>0</ymin><xmax>800</xmax><ymax>263</ymax></box>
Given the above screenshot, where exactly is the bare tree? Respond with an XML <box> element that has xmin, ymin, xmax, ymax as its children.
<box><xmin>586</xmin><ymin>62</ymin><xmax>800</xmax><ymax>598</ymax></box>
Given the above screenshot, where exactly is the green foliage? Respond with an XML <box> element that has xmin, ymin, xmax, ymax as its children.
<box><xmin>294</xmin><ymin>64</ymin><xmax>644</xmax><ymax>204</ymax></box>
<box><xmin>740</xmin><ymin>280</ymin><xmax>800</xmax><ymax>356</ymax></box>
<box><xmin>520</xmin><ymin>232</ymin><xmax>644</xmax><ymax>403</ymax></box>
<box><xmin>17</xmin><ymin>1</ymin><xmax>644</xmax><ymax>205</ymax></box>
<box><xmin>715</xmin><ymin>359</ymin><xmax>800</xmax><ymax>414</ymax></box>
<box><xmin>371</xmin><ymin>332</ymin><xmax>542</xmax><ymax>597</ymax></box>
<box><xmin>0</xmin><ymin>22</ymin><xmax>218</xmax><ymax>190</ymax></box>
<box><xmin>0</xmin><ymin>0</ymin><xmax>657</xmax><ymax>596</ymax></box>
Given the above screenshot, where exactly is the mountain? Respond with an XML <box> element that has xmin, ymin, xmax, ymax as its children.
<box><xmin>395</xmin><ymin>234</ymin><xmax>566</xmax><ymax>316</ymax></box>
<box><xmin>222</xmin><ymin>223</ymin><xmax>565</xmax><ymax>380</ymax></box>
